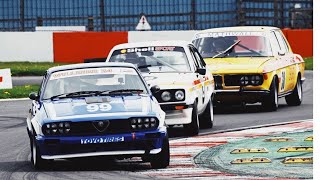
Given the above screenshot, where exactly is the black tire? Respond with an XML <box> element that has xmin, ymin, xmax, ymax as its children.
<box><xmin>30</xmin><ymin>137</ymin><xmax>49</xmax><ymax>170</ymax></box>
<box><xmin>262</xmin><ymin>77</ymin><xmax>279</xmax><ymax>112</ymax></box>
<box><xmin>285</xmin><ymin>77</ymin><xmax>303</xmax><ymax>106</ymax></box>
<box><xmin>199</xmin><ymin>95</ymin><xmax>214</xmax><ymax>129</ymax></box>
<box><xmin>150</xmin><ymin>135</ymin><xmax>170</xmax><ymax>169</ymax></box>
<box><xmin>183</xmin><ymin>102</ymin><xmax>199</xmax><ymax>136</ymax></box>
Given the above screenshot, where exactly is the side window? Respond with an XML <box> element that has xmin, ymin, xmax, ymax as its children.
<box><xmin>274</xmin><ymin>31</ymin><xmax>288</xmax><ymax>53</ymax></box>
<box><xmin>189</xmin><ymin>46</ymin><xmax>200</xmax><ymax>69</ymax></box>
<box><xmin>192</xmin><ymin>47</ymin><xmax>206</xmax><ymax>68</ymax></box>
<box><xmin>269</xmin><ymin>32</ymin><xmax>281</xmax><ymax>55</ymax></box>
<box><xmin>38</xmin><ymin>72</ymin><xmax>48</xmax><ymax>97</ymax></box>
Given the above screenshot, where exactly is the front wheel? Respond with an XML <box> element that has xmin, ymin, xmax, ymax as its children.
<box><xmin>30</xmin><ymin>137</ymin><xmax>49</xmax><ymax>170</ymax></box>
<box><xmin>183</xmin><ymin>102</ymin><xmax>199</xmax><ymax>136</ymax></box>
<box><xmin>150</xmin><ymin>136</ymin><xmax>170</xmax><ymax>169</ymax></box>
<box><xmin>285</xmin><ymin>77</ymin><xmax>303</xmax><ymax>106</ymax></box>
<box><xmin>199</xmin><ymin>95</ymin><xmax>214</xmax><ymax>129</ymax></box>
<box><xmin>262</xmin><ymin>77</ymin><xmax>278</xmax><ymax>112</ymax></box>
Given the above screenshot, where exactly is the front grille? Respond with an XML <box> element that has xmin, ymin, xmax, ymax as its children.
<box><xmin>68</xmin><ymin>120</ymin><xmax>132</xmax><ymax>136</ymax></box>
<box><xmin>224</xmin><ymin>75</ymin><xmax>242</xmax><ymax>86</ymax></box>
<box><xmin>224</xmin><ymin>75</ymin><xmax>263</xmax><ymax>86</ymax></box>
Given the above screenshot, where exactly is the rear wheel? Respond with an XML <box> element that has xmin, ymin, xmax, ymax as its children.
<box><xmin>150</xmin><ymin>135</ymin><xmax>170</xmax><ymax>169</ymax></box>
<box><xmin>183</xmin><ymin>102</ymin><xmax>199</xmax><ymax>136</ymax></box>
<box><xmin>200</xmin><ymin>95</ymin><xmax>214</xmax><ymax>129</ymax></box>
<box><xmin>262</xmin><ymin>77</ymin><xmax>278</xmax><ymax>111</ymax></box>
<box><xmin>285</xmin><ymin>77</ymin><xmax>302</xmax><ymax>106</ymax></box>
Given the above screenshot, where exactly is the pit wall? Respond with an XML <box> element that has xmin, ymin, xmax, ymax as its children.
<box><xmin>0</xmin><ymin>29</ymin><xmax>313</xmax><ymax>63</ymax></box>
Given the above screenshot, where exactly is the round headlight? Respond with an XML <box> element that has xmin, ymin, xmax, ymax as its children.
<box><xmin>240</xmin><ymin>76</ymin><xmax>249</xmax><ymax>86</ymax></box>
<box><xmin>175</xmin><ymin>90</ymin><xmax>185</xmax><ymax>101</ymax></box>
<box><xmin>251</xmin><ymin>75</ymin><xmax>261</xmax><ymax>85</ymax></box>
<box><xmin>161</xmin><ymin>91</ymin><xmax>171</xmax><ymax>101</ymax></box>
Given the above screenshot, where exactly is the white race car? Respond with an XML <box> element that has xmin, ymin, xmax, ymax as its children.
<box><xmin>106</xmin><ymin>41</ymin><xmax>215</xmax><ymax>135</ymax></box>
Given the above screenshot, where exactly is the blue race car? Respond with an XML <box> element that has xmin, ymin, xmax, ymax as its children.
<box><xmin>26</xmin><ymin>62</ymin><xmax>169</xmax><ymax>169</ymax></box>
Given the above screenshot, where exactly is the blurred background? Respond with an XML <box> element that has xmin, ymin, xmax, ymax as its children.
<box><xmin>0</xmin><ymin>0</ymin><xmax>313</xmax><ymax>32</ymax></box>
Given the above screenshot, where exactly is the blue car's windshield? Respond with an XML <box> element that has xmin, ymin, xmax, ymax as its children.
<box><xmin>42</xmin><ymin>67</ymin><xmax>147</xmax><ymax>99</ymax></box>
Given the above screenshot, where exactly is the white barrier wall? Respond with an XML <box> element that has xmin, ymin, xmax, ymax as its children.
<box><xmin>0</xmin><ymin>32</ymin><xmax>53</xmax><ymax>62</ymax></box>
<box><xmin>128</xmin><ymin>30</ymin><xmax>199</xmax><ymax>43</ymax></box>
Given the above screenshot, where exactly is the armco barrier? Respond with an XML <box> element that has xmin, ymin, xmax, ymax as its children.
<box><xmin>53</xmin><ymin>32</ymin><xmax>128</xmax><ymax>63</ymax></box>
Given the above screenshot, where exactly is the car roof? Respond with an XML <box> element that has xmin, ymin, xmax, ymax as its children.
<box><xmin>196</xmin><ymin>26</ymin><xmax>279</xmax><ymax>33</ymax></box>
<box><xmin>112</xmin><ymin>40</ymin><xmax>192</xmax><ymax>49</ymax></box>
<box><xmin>47</xmin><ymin>62</ymin><xmax>136</xmax><ymax>74</ymax></box>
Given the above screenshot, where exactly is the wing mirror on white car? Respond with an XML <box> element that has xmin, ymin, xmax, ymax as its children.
<box><xmin>150</xmin><ymin>85</ymin><xmax>161</xmax><ymax>94</ymax></box>
<box><xmin>29</xmin><ymin>92</ymin><xmax>39</xmax><ymax>101</ymax></box>
<box><xmin>196</xmin><ymin>68</ymin><xmax>206</xmax><ymax>75</ymax></box>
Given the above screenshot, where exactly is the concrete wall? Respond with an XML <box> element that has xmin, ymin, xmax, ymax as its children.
<box><xmin>0</xmin><ymin>32</ymin><xmax>53</xmax><ymax>62</ymax></box>
<box><xmin>0</xmin><ymin>29</ymin><xmax>313</xmax><ymax>63</ymax></box>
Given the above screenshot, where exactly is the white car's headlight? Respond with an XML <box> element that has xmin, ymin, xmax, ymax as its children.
<box><xmin>161</xmin><ymin>91</ymin><xmax>171</xmax><ymax>101</ymax></box>
<box><xmin>175</xmin><ymin>90</ymin><xmax>185</xmax><ymax>101</ymax></box>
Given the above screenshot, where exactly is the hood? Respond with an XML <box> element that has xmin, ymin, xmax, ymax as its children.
<box><xmin>204</xmin><ymin>57</ymin><xmax>271</xmax><ymax>74</ymax></box>
<box><xmin>142</xmin><ymin>73</ymin><xmax>196</xmax><ymax>89</ymax></box>
<box><xmin>43</xmin><ymin>96</ymin><xmax>151</xmax><ymax>120</ymax></box>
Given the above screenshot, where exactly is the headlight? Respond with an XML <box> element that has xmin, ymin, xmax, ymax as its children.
<box><xmin>251</xmin><ymin>75</ymin><xmax>262</xmax><ymax>86</ymax></box>
<box><xmin>130</xmin><ymin>117</ymin><xmax>158</xmax><ymax>130</ymax></box>
<box><xmin>43</xmin><ymin>122</ymin><xmax>71</xmax><ymax>135</ymax></box>
<box><xmin>240</xmin><ymin>76</ymin><xmax>249</xmax><ymax>86</ymax></box>
<box><xmin>175</xmin><ymin>90</ymin><xmax>185</xmax><ymax>101</ymax></box>
<box><xmin>161</xmin><ymin>91</ymin><xmax>171</xmax><ymax>101</ymax></box>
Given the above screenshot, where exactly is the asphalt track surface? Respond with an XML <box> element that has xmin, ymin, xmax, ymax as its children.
<box><xmin>0</xmin><ymin>71</ymin><xmax>312</xmax><ymax>180</ymax></box>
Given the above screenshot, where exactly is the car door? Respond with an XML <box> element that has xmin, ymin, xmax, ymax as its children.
<box><xmin>274</xmin><ymin>30</ymin><xmax>297</xmax><ymax>91</ymax></box>
<box><xmin>188</xmin><ymin>45</ymin><xmax>206</xmax><ymax>111</ymax></box>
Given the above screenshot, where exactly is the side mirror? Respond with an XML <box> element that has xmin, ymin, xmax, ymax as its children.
<box><xmin>278</xmin><ymin>50</ymin><xmax>285</xmax><ymax>56</ymax></box>
<box><xmin>196</xmin><ymin>68</ymin><xmax>206</xmax><ymax>75</ymax></box>
<box><xmin>29</xmin><ymin>92</ymin><xmax>39</xmax><ymax>100</ymax></box>
<box><xmin>150</xmin><ymin>85</ymin><xmax>160</xmax><ymax>94</ymax></box>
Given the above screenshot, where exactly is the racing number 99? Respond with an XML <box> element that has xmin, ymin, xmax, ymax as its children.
<box><xmin>87</xmin><ymin>103</ymin><xmax>112</xmax><ymax>112</ymax></box>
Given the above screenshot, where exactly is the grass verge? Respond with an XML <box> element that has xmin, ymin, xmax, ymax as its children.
<box><xmin>0</xmin><ymin>85</ymin><xmax>40</xmax><ymax>99</ymax></box>
<box><xmin>304</xmin><ymin>57</ymin><xmax>313</xmax><ymax>70</ymax></box>
<box><xmin>0</xmin><ymin>62</ymin><xmax>68</xmax><ymax>76</ymax></box>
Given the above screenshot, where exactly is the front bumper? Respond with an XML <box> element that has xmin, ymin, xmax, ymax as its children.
<box><xmin>215</xmin><ymin>90</ymin><xmax>270</xmax><ymax>104</ymax></box>
<box><xmin>160</xmin><ymin>103</ymin><xmax>193</xmax><ymax>125</ymax></box>
<box><xmin>36</xmin><ymin>127</ymin><xmax>167</xmax><ymax>160</ymax></box>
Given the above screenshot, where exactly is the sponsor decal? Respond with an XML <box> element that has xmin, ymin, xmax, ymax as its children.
<box><xmin>194</xmin><ymin>31</ymin><xmax>267</xmax><ymax>39</ymax></box>
<box><xmin>80</xmin><ymin>136</ymin><xmax>125</xmax><ymax>144</ymax></box>
<box><xmin>50</xmin><ymin>67</ymin><xmax>136</xmax><ymax>80</ymax></box>
<box><xmin>123</xmin><ymin>46</ymin><xmax>177</xmax><ymax>53</ymax></box>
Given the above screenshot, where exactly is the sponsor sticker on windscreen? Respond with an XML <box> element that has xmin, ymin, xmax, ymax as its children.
<box><xmin>80</xmin><ymin>136</ymin><xmax>125</xmax><ymax>144</ymax></box>
<box><xmin>120</xmin><ymin>46</ymin><xmax>181</xmax><ymax>54</ymax></box>
<box><xmin>50</xmin><ymin>67</ymin><xmax>136</xmax><ymax>80</ymax></box>
<box><xmin>194</xmin><ymin>31</ymin><xmax>267</xmax><ymax>39</ymax></box>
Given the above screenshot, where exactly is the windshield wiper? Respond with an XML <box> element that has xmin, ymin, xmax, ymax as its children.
<box><xmin>212</xmin><ymin>40</ymin><xmax>241</xmax><ymax>59</ymax></box>
<box><xmin>106</xmin><ymin>89</ymin><xmax>144</xmax><ymax>95</ymax></box>
<box><xmin>49</xmin><ymin>91</ymin><xmax>100</xmax><ymax>100</ymax></box>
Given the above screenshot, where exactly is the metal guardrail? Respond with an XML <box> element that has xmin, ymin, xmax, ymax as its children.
<box><xmin>0</xmin><ymin>0</ymin><xmax>313</xmax><ymax>32</ymax></box>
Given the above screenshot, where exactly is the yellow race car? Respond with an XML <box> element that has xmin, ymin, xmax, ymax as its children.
<box><xmin>192</xmin><ymin>26</ymin><xmax>305</xmax><ymax>111</ymax></box>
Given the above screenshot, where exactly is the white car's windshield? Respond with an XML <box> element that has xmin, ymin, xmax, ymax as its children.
<box><xmin>193</xmin><ymin>34</ymin><xmax>273</xmax><ymax>58</ymax></box>
<box><xmin>43</xmin><ymin>67</ymin><xmax>147</xmax><ymax>99</ymax></box>
<box><xmin>109</xmin><ymin>46</ymin><xmax>191</xmax><ymax>73</ymax></box>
